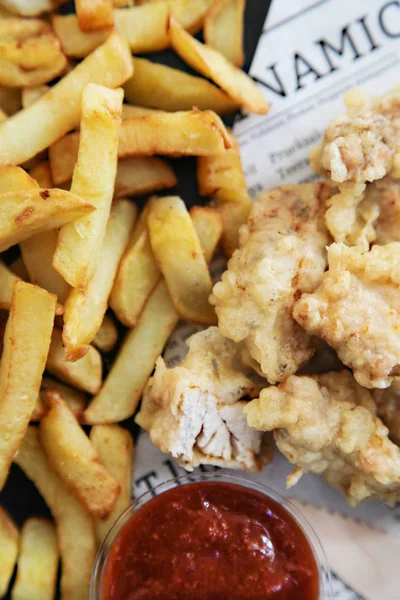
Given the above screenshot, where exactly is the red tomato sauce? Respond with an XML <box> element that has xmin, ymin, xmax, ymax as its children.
<box><xmin>101</xmin><ymin>481</ymin><xmax>319</xmax><ymax>599</ymax></box>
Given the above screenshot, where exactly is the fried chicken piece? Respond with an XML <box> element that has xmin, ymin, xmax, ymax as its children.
<box><xmin>365</xmin><ymin>176</ymin><xmax>400</xmax><ymax>244</ymax></box>
<box><xmin>373</xmin><ymin>380</ymin><xmax>400</xmax><ymax>446</ymax></box>
<box><xmin>311</xmin><ymin>88</ymin><xmax>400</xmax><ymax>185</ymax></box>
<box><xmin>135</xmin><ymin>327</ymin><xmax>264</xmax><ymax>472</ymax></box>
<box><xmin>210</xmin><ymin>183</ymin><xmax>332</xmax><ymax>384</ymax></box>
<box><xmin>293</xmin><ymin>243</ymin><xmax>400</xmax><ymax>389</ymax></box>
<box><xmin>245</xmin><ymin>371</ymin><xmax>400</xmax><ymax>506</ymax></box>
<box><xmin>324</xmin><ymin>182</ymin><xmax>379</xmax><ymax>249</ymax></box>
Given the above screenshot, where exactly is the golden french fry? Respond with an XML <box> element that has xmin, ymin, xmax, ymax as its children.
<box><xmin>110</xmin><ymin>201</ymin><xmax>160</xmax><ymax>327</ymax></box>
<box><xmin>0</xmin><ymin>282</ymin><xmax>56</xmax><ymax>490</ymax></box>
<box><xmin>76</xmin><ymin>0</ymin><xmax>114</xmax><ymax>32</ymax></box>
<box><xmin>29</xmin><ymin>160</ymin><xmax>52</xmax><ymax>187</ymax></box>
<box><xmin>92</xmin><ymin>314</ymin><xmax>118</xmax><ymax>353</ymax></box>
<box><xmin>11</xmin><ymin>518</ymin><xmax>58</xmax><ymax>600</ymax></box>
<box><xmin>90</xmin><ymin>425</ymin><xmax>134</xmax><ymax>545</ymax></box>
<box><xmin>53</xmin><ymin>84</ymin><xmax>123</xmax><ymax>290</ymax></box>
<box><xmin>0</xmin><ymin>17</ymin><xmax>50</xmax><ymax>39</ymax></box>
<box><xmin>0</xmin><ymin>85</ymin><xmax>20</xmax><ymax>114</ymax></box>
<box><xmin>0</xmin><ymin>260</ymin><xmax>20</xmax><ymax>310</ymax></box>
<box><xmin>21</xmin><ymin>84</ymin><xmax>49</xmax><ymax>109</ymax></box>
<box><xmin>123</xmin><ymin>57</ymin><xmax>239</xmax><ymax>115</ymax></box>
<box><xmin>84</xmin><ymin>279</ymin><xmax>179</xmax><ymax>424</ymax></box>
<box><xmin>148</xmin><ymin>196</ymin><xmax>216</xmax><ymax>325</ymax></box>
<box><xmin>84</xmin><ymin>210</ymin><xmax>219</xmax><ymax>424</ymax></box>
<box><xmin>63</xmin><ymin>199</ymin><xmax>137</xmax><ymax>361</ymax></box>
<box><xmin>46</xmin><ymin>328</ymin><xmax>102</xmax><ymax>394</ymax></box>
<box><xmin>49</xmin><ymin>109</ymin><xmax>231</xmax><ymax>185</ymax></box>
<box><xmin>213</xmin><ymin>192</ymin><xmax>252</xmax><ymax>257</ymax></box>
<box><xmin>0</xmin><ymin>106</ymin><xmax>6</xmax><ymax>122</ymax></box>
<box><xmin>114</xmin><ymin>157</ymin><xmax>177</xmax><ymax>199</ymax></box>
<box><xmin>121</xmin><ymin>104</ymin><xmax>159</xmax><ymax>118</ymax></box>
<box><xmin>52</xmin><ymin>0</ymin><xmax>214</xmax><ymax>58</ymax></box>
<box><xmin>0</xmin><ymin>31</ymin><xmax>132</xmax><ymax>167</ymax></box>
<box><xmin>0</xmin><ymin>30</ymin><xmax>66</xmax><ymax>87</ymax></box>
<box><xmin>20</xmin><ymin>230</ymin><xmax>69</xmax><ymax>305</ymax></box>
<box><xmin>189</xmin><ymin>206</ymin><xmax>223</xmax><ymax>263</ymax></box>
<box><xmin>197</xmin><ymin>131</ymin><xmax>249</xmax><ymax>201</ymax></box>
<box><xmin>9</xmin><ymin>257</ymin><xmax>28</xmax><ymax>280</ymax></box>
<box><xmin>20</xmin><ymin>162</ymin><xmax>70</xmax><ymax>306</ymax></box>
<box><xmin>0</xmin><ymin>165</ymin><xmax>94</xmax><ymax>253</ymax></box>
<box><xmin>113</xmin><ymin>0</ymin><xmax>132</xmax><ymax>6</ymax></box>
<box><xmin>204</xmin><ymin>0</ymin><xmax>245</xmax><ymax>67</ymax></box>
<box><xmin>14</xmin><ymin>427</ymin><xmax>96</xmax><ymax>600</ymax></box>
<box><xmin>40</xmin><ymin>390</ymin><xmax>121</xmax><ymax>518</ymax></box>
<box><xmin>0</xmin><ymin>1</ymin><xmax>64</xmax><ymax>17</ymax></box>
<box><xmin>169</xmin><ymin>16</ymin><xmax>268</xmax><ymax>115</ymax></box>
<box><xmin>31</xmin><ymin>376</ymin><xmax>88</xmax><ymax>422</ymax></box>
<box><xmin>0</xmin><ymin>506</ymin><xmax>18</xmax><ymax>599</ymax></box>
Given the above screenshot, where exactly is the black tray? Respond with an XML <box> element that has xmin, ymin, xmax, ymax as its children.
<box><xmin>0</xmin><ymin>1</ymin><xmax>271</xmax><ymax>597</ymax></box>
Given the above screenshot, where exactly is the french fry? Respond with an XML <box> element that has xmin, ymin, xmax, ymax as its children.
<box><xmin>169</xmin><ymin>16</ymin><xmax>268</xmax><ymax>115</ymax></box>
<box><xmin>84</xmin><ymin>211</ymin><xmax>220</xmax><ymax>424</ymax></box>
<box><xmin>123</xmin><ymin>57</ymin><xmax>239</xmax><ymax>115</ymax></box>
<box><xmin>0</xmin><ymin>17</ymin><xmax>50</xmax><ymax>40</ymax></box>
<box><xmin>121</xmin><ymin>104</ymin><xmax>159</xmax><ymax>118</ymax></box>
<box><xmin>114</xmin><ymin>157</ymin><xmax>177</xmax><ymax>199</ymax></box>
<box><xmin>53</xmin><ymin>84</ymin><xmax>123</xmax><ymax>290</ymax></box>
<box><xmin>197</xmin><ymin>131</ymin><xmax>249</xmax><ymax>201</ymax></box>
<box><xmin>110</xmin><ymin>201</ymin><xmax>161</xmax><ymax>327</ymax></box>
<box><xmin>0</xmin><ymin>165</ymin><xmax>94</xmax><ymax>253</ymax></box>
<box><xmin>49</xmin><ymin>109</ymin><xmax>231</xmax><ymax>185</ymax></box>
<box><xmin>0</xmin><ymin>1</ymin><xmax>64</xmax><ymax>17</ymax></box>
<box><xmin>20</xmin><ymin>230</ymin><xmax>69</xmax><ymax>305</ymax></box>
<box><xmin>189</xmin><ymin>206</ymin><xmax>223</xmax><ymax>263</ymax></box>
<box><xmin>0</xmin><ymin>260</ymin><xmax>21</xmax><ymax>310</ymax></box>
<box><xmin>84</xmin><ymin>279</ymin><xmax>179</xmax><ymax>424</ymax></box>
<box><xmin>0</xmin><ymin>86</ymin><xmax>20</xmax><ymax>114</ymax></box>
<box><xmin>21</xmin><ymin>84</ymin><xmax>49</xmax><ymax>109</ymax></box>
<box><xmin>9</xmin><ymin>257</ymin><xmax>28</xmax><ymax>280</ymax></box>
<box><xmin>0</xmin><ymin>506</ymin><xmax>18</xmax><ymax>599</ymax></box>
<box><xmin>46</xmin><ymin>328</ymin><xmax>102</xmax><ymax>394</ymax></box>
<box><xmin>148</xmin><ymin>196</ymin><xmax>216</xmax><ymax>325</ymax></box>
<box><xmin>31</xmin><ymin>376</ymin><xmax>88</xmax><ymax>422</ymax></box>
<box><xmin>76</xmin><ymin>0</ymin><xmax>114</xmax><ymax>32</ymax></box>
<box><xmin>14</xmin><ymin>427</ymin><xmax>96</xmax><ymax>600</ymax></box>
<box><xmin>0</xmin><ymin>106</ymin><xmax>6</xmax><ymax>122</ymax></box>
<box><xmin>204</xmin><ymin>0</ymin><xmax>245</xmax><ymax>67</ymax></box>
<box><xmin>52</xmin><ymin>0</ymin><xmax>214</xmax><ymax>58</ymax></box>
<box><xmin>0</xmin><ymin>30</ymin><xmax>67</xmax><ymax>87</ymax></box>
<box><xmin>29</xmin><ymin>160</ymin><xmax>52</xmax><ymax>187</ymax></box>
<box><xmin>92</xmin><ymin>314</ymin><xmax>118</xmax><ymax>353</ymax></box>
<box><xmin>213</xmin><ymin>192</ymin><xmax>252</xmax><ymax>257</ymax></box>
<box><xmin>0</xmin><ymin>31</ymin><xmax>132</xmax><ymax>167</ymax></box>
<box><xmin>11</xmin><ymin>518</ymin><xmax>58</xmax><ymax>600</ymax></box>
<box><xmin>40</xmin><ymin>390</ymin><xmax>121</xmax><ymax>518</ymax></box>
<box><xmin>113</xmin><ymin>0</ymin><xmax>132</xmax><ymax>5</ymax></box>
<box><xmin>90</xmin><ymin>425</ymin><xmax>134</xmax><ymax>545</ymax></box>
<box><xmin>0</xmin><ymin>281</ymin><xmax>56</xmax><ymax>490</ymax></box>
<box><xmin>63</xmin><ymin>199</ymin><xmax>137</xmax><ymax>361</ymax></box>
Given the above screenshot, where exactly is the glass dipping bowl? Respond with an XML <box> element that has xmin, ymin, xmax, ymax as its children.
<box><xmin>91</xmin><ymin>471</ymin><xmax>333</xmax><ymax>599</ymax></box>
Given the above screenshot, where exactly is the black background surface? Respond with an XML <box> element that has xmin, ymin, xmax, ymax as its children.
<box><xmin>0</xmin><ymin>1</ymin><xmax>271</xmax><ymax>597</ymax></box>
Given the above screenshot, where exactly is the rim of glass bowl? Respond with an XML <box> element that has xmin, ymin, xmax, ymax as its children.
<box><xmin>91</xmin><ymin>470</ymin><xmax>333</xmax><ymax>600</ymax></box>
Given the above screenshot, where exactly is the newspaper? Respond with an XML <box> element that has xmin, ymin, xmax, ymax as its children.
<box><xmin>134</xmin><ymin>2</ymin><xmax>400</xmax><ymax>598</ymax></box>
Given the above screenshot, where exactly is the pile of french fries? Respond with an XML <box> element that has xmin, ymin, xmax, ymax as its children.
<box><xmin>0</xmin><ymin>0</ymin><xmax>268</xmax><ymax>598</ymax></box>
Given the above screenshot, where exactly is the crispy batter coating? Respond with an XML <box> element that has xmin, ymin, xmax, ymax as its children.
<box><xmin>317</xmin><ymin>113</ymin><xmax>395</xmax><ymax>184</ymax></box>
<box><xmin>366</xmin><ymin>176</ymin><xmax>400</xmax><ymax>244</ymax></box>
<box><xmin>311</xmin><ymin>89</ymin><xmax>400</xmax><ymax>247</ymax></box>
<box><xmin>245</xmin><ymin>371</ymin><xmax>400</xmax><ymax>506</ymax></box>
<box><xmin>311</xmin><ymin>88</ymin><xmax>400</xmax><ymax>186</ymax></box>
<box><xmin>293</xmin><ymin>243</ymin><xmax>400</xmax><ymax>389</ymax></box>
<box><xmin>210</xmin><ymin>183</ymin><xmax>332</xmax><ymax>384</ymax></box>
<box><xmin>135</xmin><ymin>327</ymin><xmax>264</xmax><ymax>472</ymax></box>
<box><xmin>373</xmin><ymin>380</ymin><xmax>400</xmax><ymax>446</ymax></box>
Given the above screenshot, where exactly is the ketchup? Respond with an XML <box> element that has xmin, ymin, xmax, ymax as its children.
<box><xmin>101</xmin><ymin>481</ymin><xmax>319</xmax><ymax>599</ymax></box>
